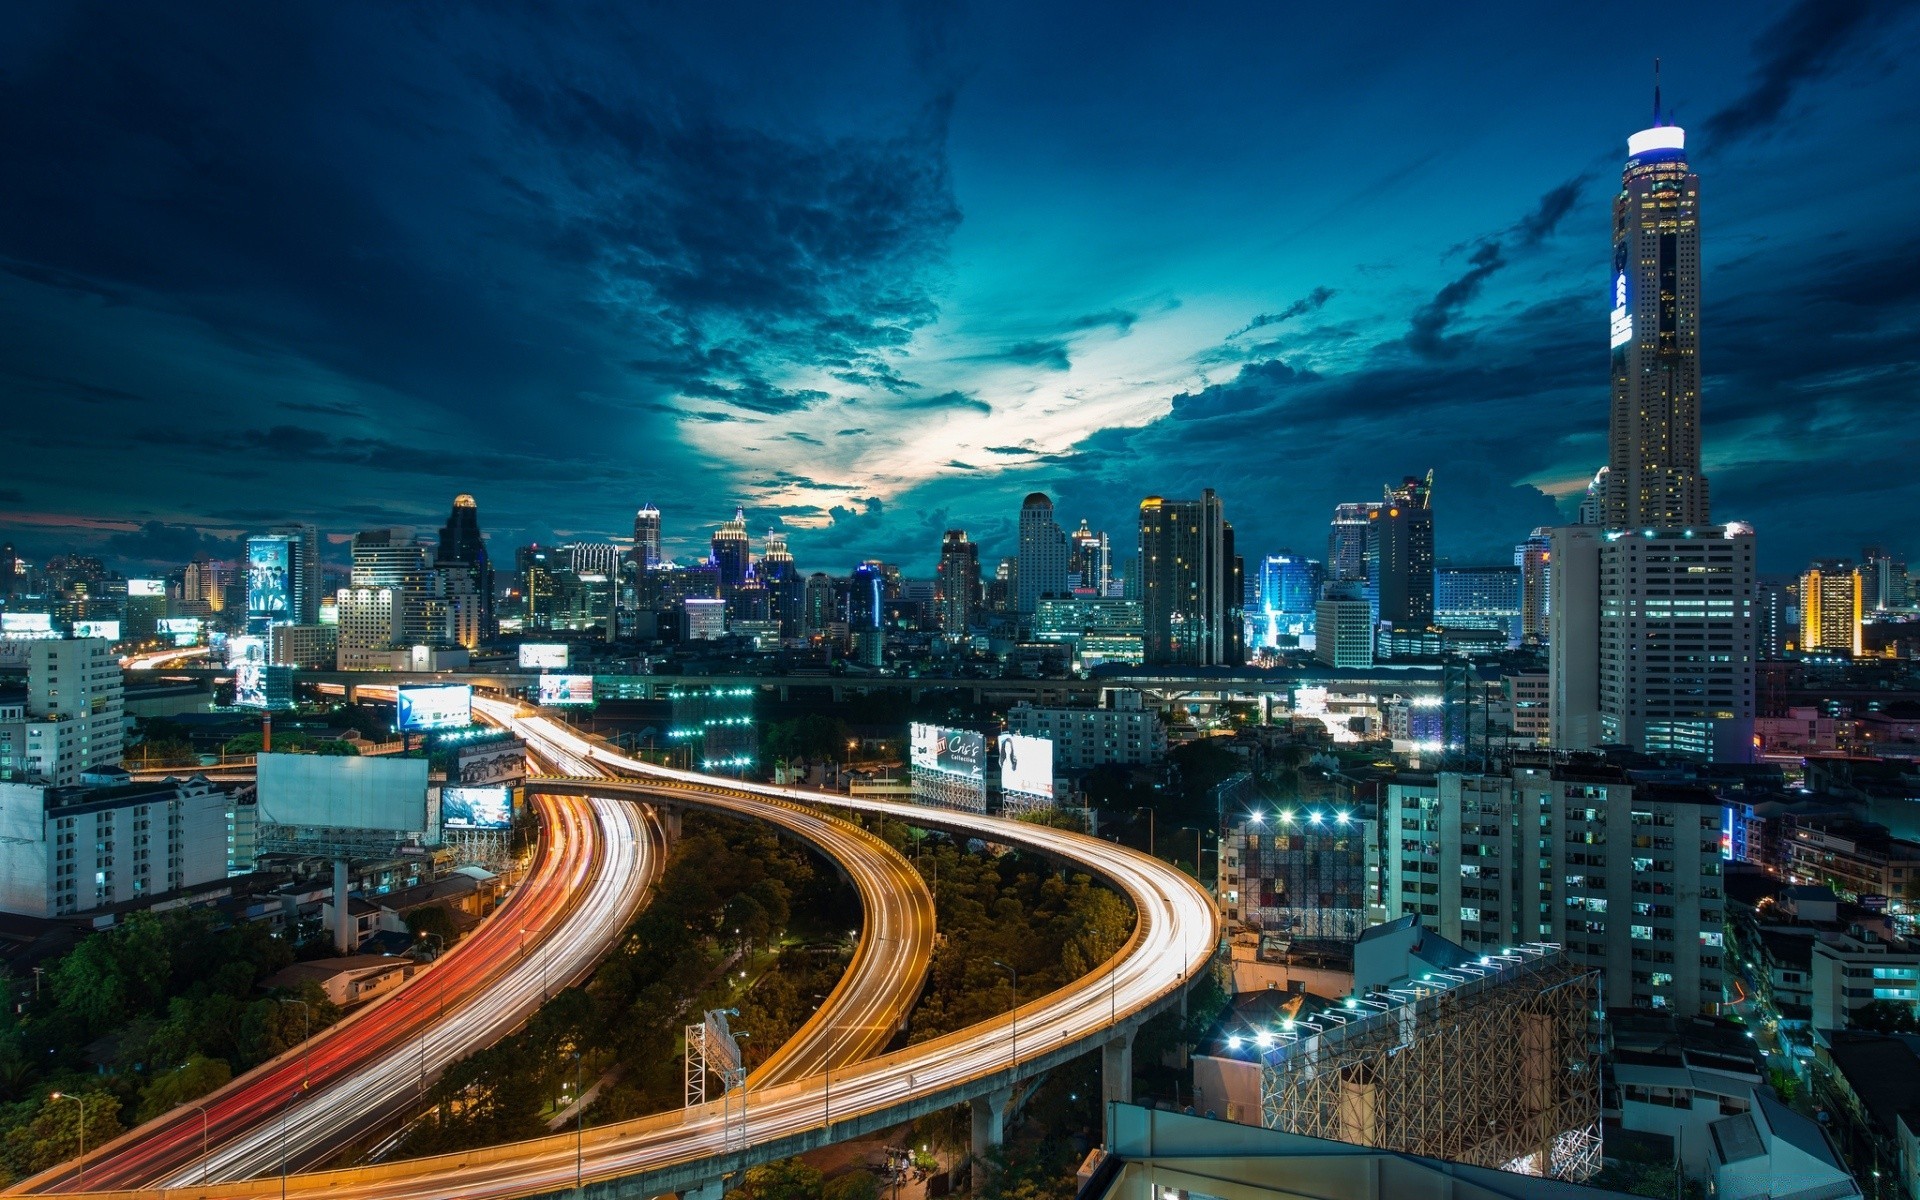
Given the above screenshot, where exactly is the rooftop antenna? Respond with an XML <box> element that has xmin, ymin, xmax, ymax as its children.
<box><xmin>1653</xmin><ymin>57</ymin><xmax>1662</xmax><ymax>125</ymax></box>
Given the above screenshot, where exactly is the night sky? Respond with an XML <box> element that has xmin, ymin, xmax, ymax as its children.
<box><xmin>4</xmin><ymin>1</ymin><xmax>1918</xmax><ymax>577</ymax></box>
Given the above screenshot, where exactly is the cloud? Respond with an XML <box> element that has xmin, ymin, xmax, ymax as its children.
<box><xmin>0</xmin><ymin>488</ymin><xmax>23</xmax><ymax>504</ymax></box>
<box><xmin>1514</xmin><ymin>176</ymin><xmax>1587</xmax><ymax>246</ymax></box>
<box><xmin>784</xmin><ymin>431</ymin><xmax>825</xmax><ymax>446</ymax></box>
<box><xmin>899</xmin><ymin>390</ymin><xmax>991</xmax><ymax>414</ymax></box>
<box><xmin>983</xmin><ymin>445</ymin><xmax>1036</xmax><ymax>455</ymax></box>
<box><xmin>1705</xmin><ymin>0</ymin><xmax>1890</xmax><ymax>146</ymax></box>
<box><xmin>103</xmin><ymin>521</ymin><xmax>246</xmax><ymax>566</ymax></box>
<box><xmin>1405</xmin><ymin>241</ymin><xmax>1505</xmax><ymax>360</ymax></box>
<box><xmin>835</xmin><ymin>427</ymin><xmax>868</xmax><ymax>436</ymax></box>
<box><xmin>1064</xmin><ymin>309</ymin><xmax>1138</xmax><ymax>334</ymax></box>
<box><xmin>994</xmin><ymin>339</ymin><xmax>1073</xmax><ymax>371</ymax></box>
<box><xmin>1227</xmin><ymin>287</ymin><xmax>1336</xmax><ymax>338</ymax></box>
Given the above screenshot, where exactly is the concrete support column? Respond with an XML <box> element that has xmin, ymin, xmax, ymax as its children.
<box><xmin>970</xmin><ymin>1086</ymin><xmax>1012</xmax><ymax>1165</ymax></box>
<box><xmin>332</xmin><ymin>859</ymin><xmax>353</xmax><ymax>953</ymax></box>
<box><xmin>1102</xmin><ymin>1029</ymin><xmax>1135</xmax><ymax>1110</ymax></box>
<box><xmin>661</xmin><ymin>807</ymin><xmax>683</xmax><ymax>842</ymax></box>
<box><xmin>680</xmin><ymin>1182</ymin><xmax>724</xmax><ymax>1200</ymax></box>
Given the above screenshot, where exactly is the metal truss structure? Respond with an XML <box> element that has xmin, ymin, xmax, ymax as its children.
<box><xmin>1260</xmin><ymin>944</ymin><xmax>1603</xmax><ymax>1182</ymax></box>
<box><xmin>684</xmin><ymin>1009</ymin><xmax>749</xmax><ymax>1150</ymax></box>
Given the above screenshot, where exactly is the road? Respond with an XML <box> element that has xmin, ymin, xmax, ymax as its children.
<box><xmin>9</xmin><ymin>705</ymin><xmax>1214</xmax><ymax>1200</ymax></box>
<box><xmin>17</xmin><ymin>788</ymin><xmax>659</xmax><ymax>1193</ymax></box>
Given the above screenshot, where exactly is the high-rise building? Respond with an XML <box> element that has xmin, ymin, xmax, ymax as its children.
<box><xmin>850</xmin><ymin>562</ymin><xmax>885</xmax><ymax>665</ymax></box>
<box><xmin>1799</xmin><ymin>561</ymin><xmax>1860</xmax><ymax>656</ymax></box>
<box><xmin>1068</xmin><ymin>519</ymin><xmax>1111</xmax><ymax>596</ymax></box>
<box><xmin>0</xmin><ymin>776</ymin><xmax>238</xmax><ymax>917</ymax></box>
<box><xmin>935</xmin><ymin>530</ymin><xmax>980</xmax><ymax>637</ymax></box>
<box><xmin>711</xmin><ymin>508</ymin><xmax>752</xmax><ymax>593</ymax></box>
<box><xmin>1576</xmin><ymin>467</ymin><xmax>1608</xmax><ymax>526</ymax></box>
<box><xmin>1138</xmin><ymin>490</ymin><xmax>1242</xmax><ymax>666</ymax></box>
<box><xmin>759</xmin><ymin>531</ymin><xmax>803</xmax><ymax>638</ymax></box>
<box><xmin>802</xmin><ymin>572</ymin><xmax>837</xmax><ymax>635</ymax></box>
<box><xmin>1313</xmin><ymin>581</ymin><xmax>1374</xmax><ymax>669</ymax></box>
<box><xmin>1365</xmin><ymin>473</ymin><xmax>1434</xmax><ymax>631</ymax></box>
<box><xmin>1601</xmin><ymin>118</ymin><xmax>1706</xmax><ymax>530</ymax></box>
<box><xmin>1756</xmin><ymin>577</ymin><xmax>1796</xmax><ymax>660</ymax></box>
<box><xmin>632</xmin><ymin>505</ymin><xmax>662</xmax><ymax>570</ymax></box>
<box><xmin>1549</xmin><ymin>104</ymin><xmax>1756</xmax><ymax>762</ymax></box>
<box><xmin>1434</xmin><ymin>565</ymin><xmax>1521</xmax><ymax>644</ymax></box>
<box><xmin>1327</xmin><ymin>502</ymin><xmax>1373</xmax><ymax>582</ymax></box>
<box><xmin>1516</xmin><ymin>530</ymin><xmax>1552</xmax><ymax>645</ymax></box>
<box><xmin>335</xmin><ymin>587</ymin><xmax>404</xmax><ymax>670</ymax></box>
<box><xmin>1255</xmin><ymin>553</ymin><xmax>1323</xmax><ymax>645</ymax></box>
<box><xmin>244</xmin><ymin>534</ymin><xmax>299</xmax><ymax>634</ymax></box>
<box><xmin>267</xmin><ymin>523</ymin><xmax>322</xmax><ymax>626</ymax></box>
<box><xmin>1016</xmin><ymin>493</ymin><xmax>1070</xmax><ymax>617</ymax></box>
<box><xmin>25</xmin><ymin>639</ymin><xmax>124</xmax><ymax>784</ymax></box>
<box><xmin>434</xmin><ymin>494</ymin><xmax>494</xmax><ymax>641</ymax></box>
<box><xmin>1858</xmin><ymin>550</ymin><xmax>1910</xmax><ymax>612</ymax></box>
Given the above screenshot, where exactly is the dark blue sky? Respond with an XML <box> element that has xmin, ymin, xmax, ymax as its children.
<box><xmin>3</xmin><ymin>1</ymin><xmax>1917</xmax><ymax>577</ymax></box>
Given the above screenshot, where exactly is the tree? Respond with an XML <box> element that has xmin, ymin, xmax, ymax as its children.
<box><xmin>736</xmin><ymin>1157</ymin><xmax>824</xmax><ymax>1200</ymax></box>
<box><xmin>1850</xmin><ymin>1000</ymin><xmax>1920</xmax><ymax>1034</ymax></box>
<box><xmin>0</xmin><ymin>1090</ymin><xmax>124</xmax><ymax>1180</ymax></box>
<box><xmin>136</xmin><ymin>1054</ymin><xmax>232</xmax><ymax>1123</ymax></box>
<box><xmin>823</xmin><ymin>1171</ymin><xmax>879</xmax><ymax>1200</ymax></box>
<box><xmin>405</xmin><ymin>905</ymin><xmax>461</xmax><ymax>950</ymax></box>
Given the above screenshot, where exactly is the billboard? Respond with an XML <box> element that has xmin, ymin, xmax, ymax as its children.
<box><xmin>456</xmin><ymin>740</ymin><xmax>527</xmax><ymax>786</ymax></box>
<box><xmin>72</xmin><ymin>620</ymin><xmax>122</xmax><ymax>641</ymax></box>
<box><xmin>227</xmin><ymin>635</ymin><xmax>268</xmax><ymax>708</ymax></box>
<box><xmin>1</xmin><ymin>613</ymin><xmax>55</xmax><ymax>638</ymax></box>
<box><xmin>441</xmin><ymin>786</ymin><xmax>513</xmax><ymax>830</ymax></box>
<box><xmin>127</xmin><ymin>579</ymin><xmax>166</xmax><ymax>597</ymax></box>
<box><xmin>396</xmin><ymin>684</ymin><xmax>473</xmax><ymax>731</ymax></box>
<box><xmin>999</xmin><ymin>733</ymin><xmax>1055</xmax><ymax>799</ymax></box>
<box><xmin>518</xmin><ymin>643</ymin><xmax>570</xmax><ymax>669</ymax></box>
<box><xmin>257</xmin><ymin>752</ymin><xmax>430</xmax><ymax>831</ymax></box>
<box><xmin>247</xmin><ymin>537</ymin><xmax>291</xmax><ymax>622</ymax></box>
<box><xmin>158</xmin><ymin>617</ymin><xmax>203</xmax><ymax>640</ymax></box>
<box><xmin>909</xmin><ymin>723</ymin><xmax>985</xmax><ymax>781</ymax></box>
<box><xmin>537</xmin><ymin>675</ymin><xmax>594</xmax><ymax>706</ymax></box>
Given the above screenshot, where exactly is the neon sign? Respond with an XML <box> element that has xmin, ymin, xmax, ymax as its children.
<box><xmin>1609</xmin><ymin>271</ymin><xmax>1632</xmax><ymax>349</ymax></box>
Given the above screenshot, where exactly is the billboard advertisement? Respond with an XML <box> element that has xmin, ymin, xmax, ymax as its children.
<box><xmin>518</xmin><ymin>643</ymin><xmax>570</xmax><ymax>669</ymax></box>
<box><xmin>999</xmin><ymin>733</ymin><xmax>1054</xmax><ymax>799</ymax></box>
<box><xmin>257</xmin><ymin>753</ymin><xmax>430</xmax><ymax>831</ymax></box>
<box><xmin>1</xmin><ymin>613</ymin><xmax>56</xmax><ymax>638</ymax></box>
<box><xmin>909</xmin><ymin>723</ymin><xmax>986</xmax><ymax>781</ymax></box>
<box><xmin>227</xmin><ymin>635</ymin><xmax>268</xmax><ymax>708</ymax></box>
<box><xmin>537</xmin><ymin>675</ymin><xmax>594</xmax><ymax>706</ymax></box>
<box><xmin>72</xmin><ymin>620</ymin><xmax>122</xmax><ymax>641</ymax></box>
<box><xmin>158</xmin><ymin>617</ymin><xmax>203</xmax><ymax>638</ymax></box>
<box><xmin>456</xmin><ymin>740</ymin><xmax>528</xmax><ymax>786</ymax></box>
<box><xmin>441</xmin><ymin>786</ymin><xmax>513</xmax><ymax>830</ymax></box>
<box><xmin>397</xmin><ymin>684</ymin><xmax>473</xmax><ymax>731</ymax></box>
<box><xmin>247</xmin><ymin>537</ymin><xmax>290</xmax><ymax>623</ymax></box>
<box><xmin>126</xmin><ymin>579</ymin><xmax>166</xmax><ymax>597</ymax></box>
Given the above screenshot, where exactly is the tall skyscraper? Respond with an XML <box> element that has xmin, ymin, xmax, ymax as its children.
<box><xmin>1756</xmin><ymin>577</ymin><xmax>1795</xmax><ymax>660</ymax></box>
<box><xmin>1068</xmin><ymin>519</ymin><xmax>1111</xmax><ymax>596</ymax></box>
<box><xmin>1515</xmin><ymin>530</ymin><xmax>1552</xmax><ymax>645</ymax></box>
<box><xmin>1256</xmin><ymin>553</ymin><xmax>1323</xmax><ymax>644</ymax></box>
<box><xmin>267</xmin><ymin>523</ymin><xmax>322</xmax><ymax>625</ymax></box>
<box><xmin>1601</xmin><ymin>118</ymin><xmax>1706</xmax><ymax>530</ymax></box>
<box><xmin>434</xmin><ymin>494</ymin><xmax>494</xmax><ymax>641</ymax></box>
<box><xmin>1365</xmin><ymin>473</ymin><xmax>1434</xmax><ymax>631</ymax></box>
<box><xmin>1138</xmin><ymin>489</ymin><xmax>1242</xmax><ymax>666</ymax></box>
<box><xmin>632</xmin><ymin>505</ymin><xmax>662</xmax><ymax>570</ymax></box>
<box><xmin>1327</xmin><ymin>502</ymin><xmax>1373</xmax><ymax>581</ymax></box>
<box><xmin>1016</xmin><ymin>493</ymin><xmax>1069</xmax><ymax>617</ymax></box>
<box><xmin>936</xmin><ymin>530</ymin><xmax>981</xmax><ymax>637</ymax></box>
<box><xmin>1550</xmin><ymin>103</ymin><xmax>1756</xmax><ymax>761</ymax></box>
<box><xmin>1799</xmin><ymin>561</ymin><xmax>1860</xmax><ymax>655</ymax></box>
<box><xmin>711</xmin><ymin>507</ymin><xmax>751</xmax><ymax>592</ymax></box>
<box><xmin>1859</xmin><ymin>549</ymin><xmax>1910</xmax><ymax>612</ymax></box>
<box><xmin>760</xmin><ymin>531</ymin><xmax>803</xmax><ymax>637</ymax></box>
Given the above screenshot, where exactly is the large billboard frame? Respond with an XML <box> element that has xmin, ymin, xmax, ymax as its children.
<box><xmin>518</xmin><ymin>643</ymin><xmax>570</xmax><ymax>669</ymax></box>
<box><xmin>999</xmin><ymin>732</ymin><xmax>1055</xmax><ymax>799</ymax></box>
<box><xmin>396</xmin><ymin>684</ymin><xmax>474</xmax><ymax>732</ymax></box>
<box><xmin>537</xmin><ymin>675</ymin><xmax>595</xmax><ymax>707</ymax></box>
<box><xmin>909</xmin><ymin>723</ymin><xmax>986</xmax><ymax>782</ymax></box>
<box><xmin>440</xmin><ymin>785</ymin><xmax>513</xmax><ymax>831</ymax></box>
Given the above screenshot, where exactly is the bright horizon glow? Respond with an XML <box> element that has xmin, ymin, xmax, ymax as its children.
<box><xmin>1627</xmin><ymin>126</ymin><xmax>1686</xmax><ymax>157</ymax></box>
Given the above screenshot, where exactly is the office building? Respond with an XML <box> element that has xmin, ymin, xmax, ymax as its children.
<box><xmin>1313</xmin><ymin>582</ymin><xmax>1373</xmax><ymax>669</ymax></box>
<box><xmin>711</xmin><ymin>507</ymin><xmax>751</xmax><ymax>592</ymax></box>
<box><xmin>1810</xmin><ymin>929</ymin><xmax>1920</xmax><ymax>1032</ymax></box>
<box><xmin>1799</xmin><ymin>560</ymin><xmax>1860</xmax><ymax>656</ymax></box>
<box><xmin>1434</xmin><ymin>565</ymin><xmax>1520</xmax><ymax>643</ymax></box>
<box><xmin>1505</xmin><ymin>671</ymin><xmax>1550</xmax><ymax>746</ymax></box>
<box><xmin>1004</xmin><ymin>689</ymin><xmax>1164</xmax><ymax>771</ymax></box>
<box><xmin>434</xmin><ymin>494</ymin><xmax>494</xmax><ymax>641</ymax></box>
<box><xmin>264</xmin><ymin>523</ymin><xmax>322</xmax><ymax>626</ymax></box>
<box><xmin>1600</xmin><ymin>118</ymin><xmax>1707</xmax><ymax>530</ymax></box>
<box><xmin>1365</xmin><ymin>473</ymin><xmax>1434</xmax><ymax>631</ymax></box>
<box><xmin>270</xmin><ymin>623</ymin><xmax>338</xmax><ymax>670</ymax></box>
<box><xmin>632</xmin><ymin>504</ymin><xmax>662</xmax><ymax>569</ymax></box>
<box><xmin>0</xmin><ymin>776</ymin><xmax>238</xmax><ymax>918</ymax></box>
<box><xmin>936</xmin><ymin>530</ymin><xmax>980</xmax><ymax>637</ymax></box>
<box><xmin>759</xmin><ymin>531</ymin><xmax>803</xmax><ymax>638</ymax></box>
<box><xmin>1138</xmin><ymin>490</ymin><xmax>1243</xmax><ymax>666</ymax></box>
<box><xmin>1327</xmin><ymin>502</ymin><xmax>1373</xmax><ymax>582</ymax></box>
<box><xmin>25</xmin><ymin>639</ymin><xmax>124</xmax><ymax>785</ymax></box>
<box><xmin>1256</xmin><ymin>553</ymin><xmax>1322</xmax><ymax>645</ymax></box>
<box><xmin>1068</xmin><ymin>519</ymin><xmax>1111</xmax><ymax>595</ymax></box>
<box><xmin>1032</xmin><ymin>596</ymin><xmax>1144</xmax><ymax>668</ymax></box>
<box><xmin>1016</xmin><ymin>493</ymin><xmax>1070</xmax><ymax>617</ymax></box>
<box><xmin>1516</xmin><ymin>529</ymin><xmax>1552</xmax><ymax>645</ymax></box>
<box><xmin>802</xmin><ymin>573</ymin><xmax>837</xmax><ymax>635</ymax></box>
<box><xmin>1859</xmin><ymin>549</ymin><xmax>1909</xmax><ymax>612</ymax></box>
<box><xmin>683</xmin><ymin>597</ymin><xmax>726</xmax><ymax>641</ymax></box>
<box><xmin>335</xmin><ymin>587</ymin><xmax>404</xmax><ymax>671</ymax></box>
<box><xmin>1756</xmin><ymin>577</ymin><xmax>1795</xmax><ymax>659</ymax></box>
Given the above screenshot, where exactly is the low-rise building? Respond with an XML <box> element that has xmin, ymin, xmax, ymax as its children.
<box><xmin>1811</xmin><ymin>926</ymin><xmax>1920</xmax><ymax>1032</ymax></box>
<box><xmin>261</xmin><ymin>954</ymin><xmax>418</xmax><ymax>1008</ymax></box>
<box><xmin>1707</xmin><ymin>1091</ymin><xmax>1860</xmax><ymax>1200</ymax></box>
<box><xmin>1784</xmin><ymin>816</ymin><xmax>1920</xmax><ymax>910</ymax></box>
<box><xmin>1004</xmin><ymin>689</ymin><xmax>1165</xmax><ymax>771</ymax></box>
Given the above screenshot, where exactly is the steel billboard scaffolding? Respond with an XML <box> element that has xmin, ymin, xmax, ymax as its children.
<box><xmin>1259</xmin><ymin>944</ymin><xmax>1602</xmax><ymax>1182</ymax></box>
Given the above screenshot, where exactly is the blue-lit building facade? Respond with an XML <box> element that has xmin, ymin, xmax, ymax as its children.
<box><xmin>1256</xmin><ymin>553</ymin><xmax>1323</xmax><ymax>647</ymax></box>
<box><xmin>1434</xmin><ymin>565</ymin><xmax>1522</xmax><ymax>646</ymax></box>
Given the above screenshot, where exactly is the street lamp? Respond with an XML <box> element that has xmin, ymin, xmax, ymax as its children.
<box><xmin>48</xmin><ymin>1093</ymin><xmax>83</xmax><ymax>1186</ymax></box>
<box><xmin>277</xmin><ymin>1085</ymin><xmax>305</xmax><ymax>1200</ymax></box>
<box><xmin>277</xmin><ymin>998</ymin><xmax>312</xmax><ymax>1086</ymax></box>
<box><xmin>991</xmin><ymin>960</ymin><xmax>1019</xmax><ymax>1069</ymax></box>
<box><xmin>572</xmin><ymin>1049</ymin><xmax>584</xmax><ymax>1195</ymax></box>
<box><xmin>186</xmin><ymin>1097</ymin><xmax>213</xmax><ymax>1185</ymax></box>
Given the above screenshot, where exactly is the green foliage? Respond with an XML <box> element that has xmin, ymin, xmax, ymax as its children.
<box><xmin>0</xmin><ymin>1090</ymin><xmax>124</xmax><ymax>1183</ymax></box>
<box><xmin>822</xmin><ymin>1170</ymin><xmax>879</xmax><ymax>1200</ymax></box>
<box><xmin>906</xmin><ymin>841</ymin><xmax>1133</xmax><ymax>1043</ymax></box>
<box><xmin>220</xmin><ymin>732</ymin><xmax>358</xmax><ymax>756</ymax></box>
<box><xmin>135</xmin><ymin>1054</ymin><xmax>231</xmax><ymax>1123</ymax></box>
<box><xmin>1851</xmin><ymin>999</ymin><xmax>1920</xmax><ymax>1033</ymax></box>
<box><xmin>760</xmin><ymin>714</ymin><xmax>854</xmax><ymax>767</ymax></box>
<box><xmin>734</xmin><ymin>1157</ymin><xmax>825</xmax><ymax>1200</ymax></box>
<box><xmin>130</xmin><ymin>738</ymin><xmax>202</xmax><ymax>767</ymax></box>
<box><xmin>404</xmin><ymin>905</ymin><xmax>461</xmax><ymax>949</ymax></box>
<box><xmin>1766</xmin><ymin>1066</ymin><xmax>1801</xmax><ymax>1104</ymax></box>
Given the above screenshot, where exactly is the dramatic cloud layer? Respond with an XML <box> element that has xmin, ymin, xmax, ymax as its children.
<box><xmin>2</xmin><ymin>0</ymin><xmax>1918</xmax><ymax>576</ymax></box>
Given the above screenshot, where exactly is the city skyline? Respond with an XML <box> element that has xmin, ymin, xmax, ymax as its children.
<box><xmin>3</xmin><ymin>2</ymin><xmax>1918</xmax><ymax>576</ymax></box>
